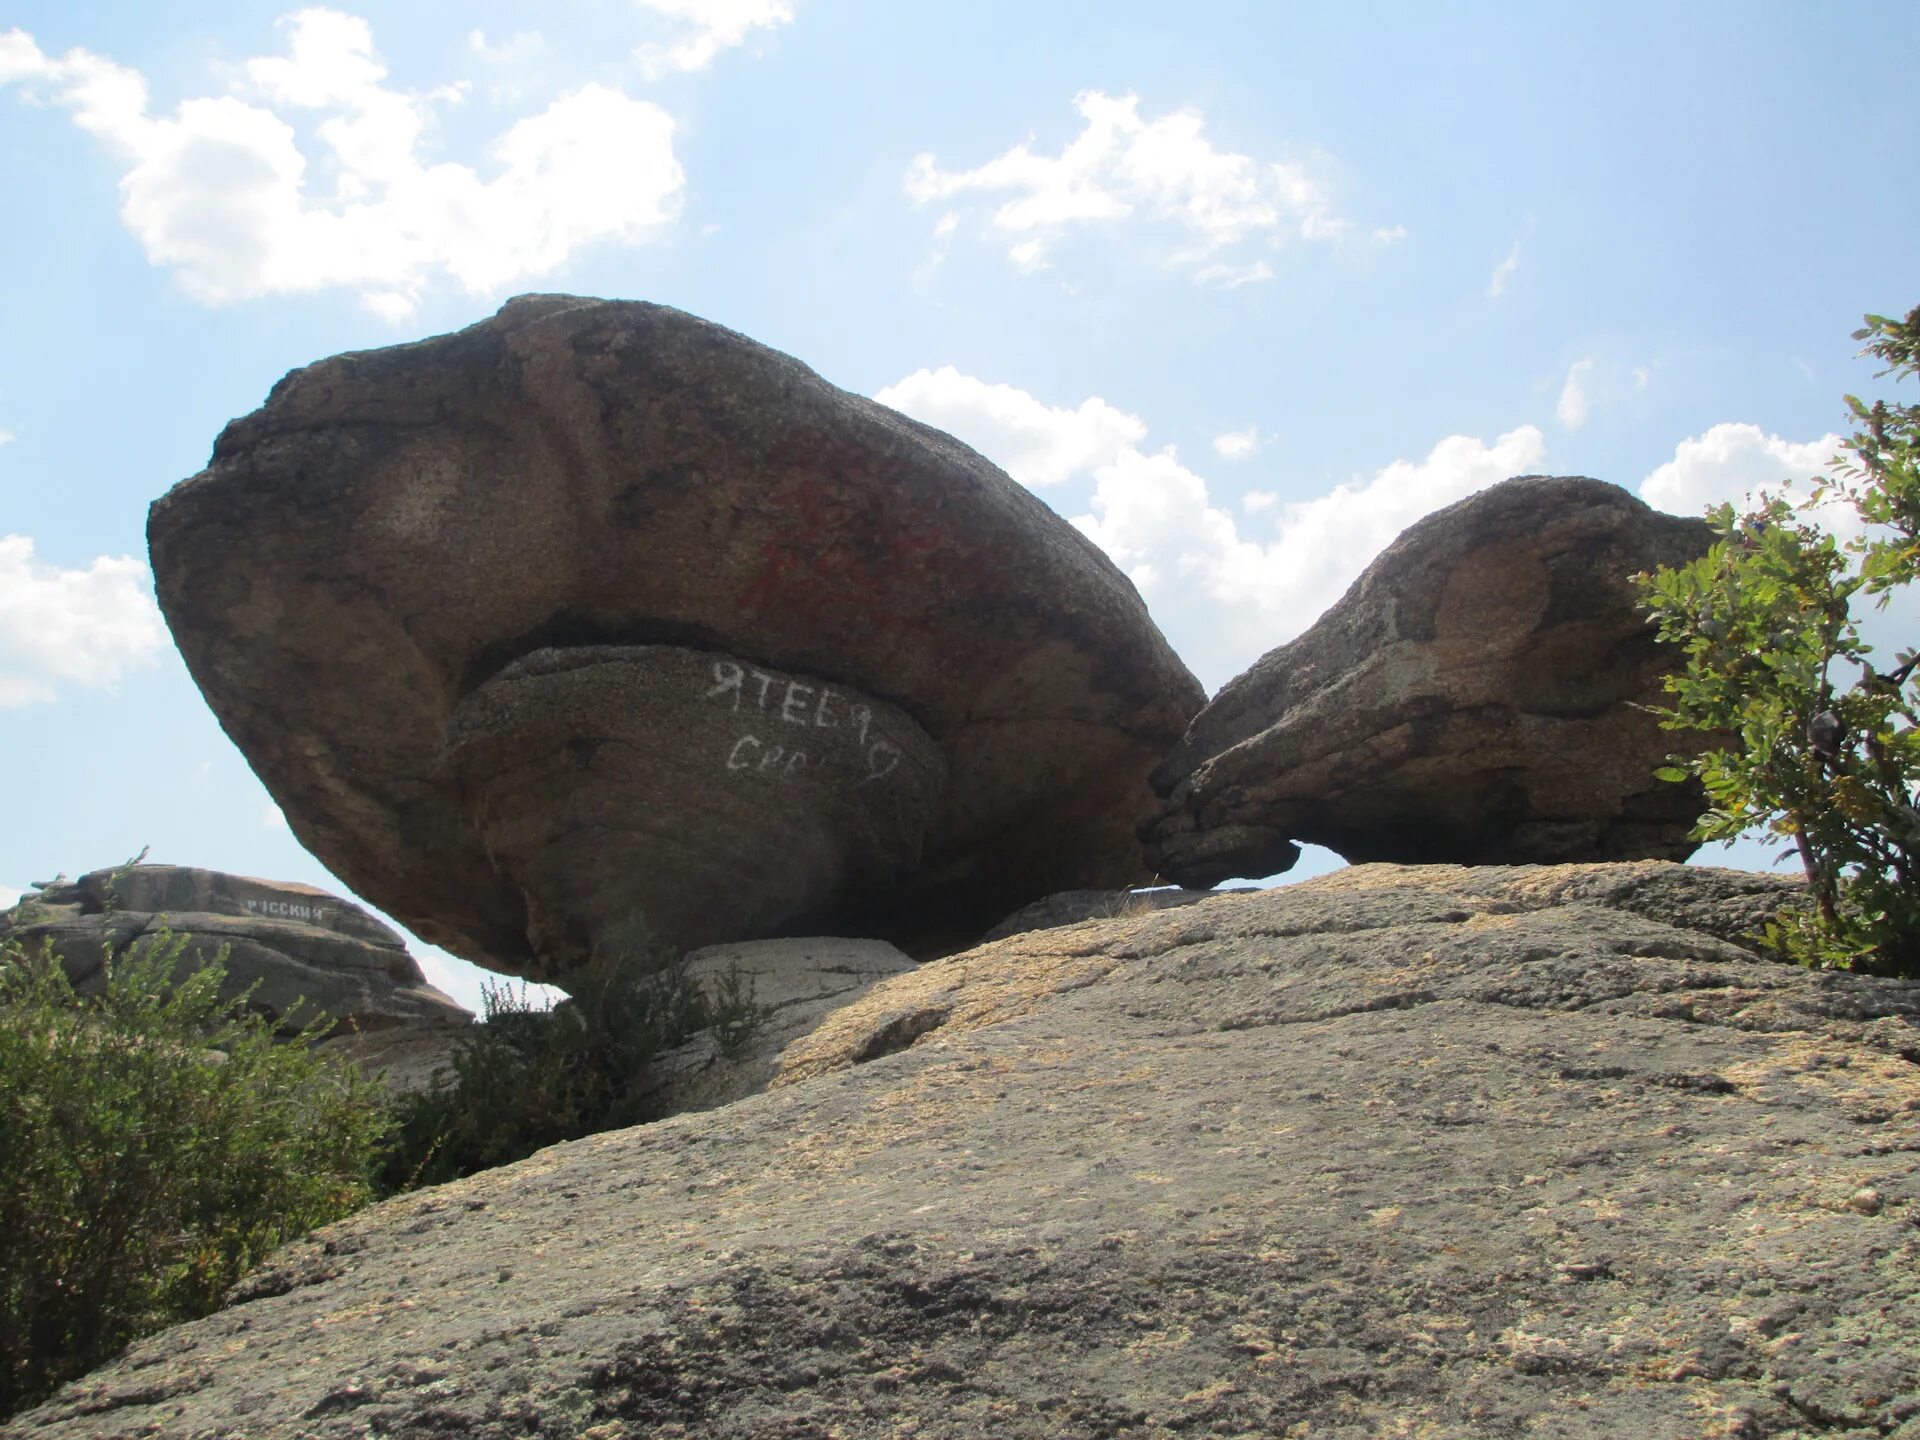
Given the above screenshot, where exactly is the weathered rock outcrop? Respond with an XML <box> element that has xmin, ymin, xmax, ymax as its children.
<box><xmin>979</xmin><ymin>884</ymin><xmax>1241</xmax><ymax>942</ymax></box>
<box><xmin>19</xmin><ymin>862</ymin><xmax>1920</xmax><ymax>1440</ymax></box>
<box><xmin>1145</xmin><ymin>476</ymin><xmax>1716</xmax><ymax>886</ymax></box>
<box><xmin>651</xmin><ymin>936</ymin><xmax>917</xmax><ymax>1115</ymax></box>
<box><xmin>0</xmin><ymin>864</ymin><xmax>469</xmax><ymax>1035</ymax></box>
<box><xmin>148</xmin><ymin>295</ymin><xmax>1204</xmax><ymax>983</ymax></box>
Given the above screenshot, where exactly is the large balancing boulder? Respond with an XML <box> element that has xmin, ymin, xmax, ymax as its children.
<box><xmin>0</xmin><ymin>864</ymin><xmax>469</xmax><ymax>1035</ymax></box>
<box><xmin>149</xmin><ymin>295</ymin><xmax>1203</xmax><ymax>984</ymax></box>
<box><xmin>1144</xmin><ymin>477</ymin><xmax>1714</xmax><ymax>886</ymax></box>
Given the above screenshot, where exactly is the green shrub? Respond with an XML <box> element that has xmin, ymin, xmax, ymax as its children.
<box><xmin>379</xmin><ymin>936</ymin><xmax>761</xmax><ymax>1193</ymax></box>
<box><xmin>0</xmin><ymin>929</ymin><xmax>391</xmax><ymax>1418</ymax></box>
<box><xmin>1639</xmin><ymin>307</ymin><xmax>1920</xmax><ymax>972</ymax></box>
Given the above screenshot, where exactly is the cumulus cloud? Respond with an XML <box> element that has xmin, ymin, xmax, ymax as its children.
<box><xmin>1639</xmin><ymin>423</ymin><xmax>1841</xmax><ymax>518</ymax></box>
<box><xmin>0</xmin><ymin>886</ymin><xmax>19</xmax><ymax>910</ymax></box>
<box><xmin>1555</xmin><ymin>358</ymin><xmax>1594</xmax><ymax>430</ymax></box>
<box><xmin>0</xmin><ymin>534</ymin><xmax>167</xmax><ymax>707</ymax></box>
<box><xmin>1640</xmin><ymin>423</ymin><xmax>1918</xmax><ymax>674</ymax></box>
<box><xmin>0</xmin><ymin>13</ymin><xmax>684</xmax><ymax>318</ymax></box>
<box><xmin>633</xmin><ymin>0</ymin><xmax>794</xmax><ymax>75</ymax></box>
<box><xmin>904</xmin><ymin>90</ymin><xmax>1374</xmax><ymax>285</ymax></box>
<box><xmin>873</xmin><ymin>366</ymin><xmax>1147</xmax><ymax>488</ymax></box>
<box><xmin>1213</xmin><ymin>427</ymin><xmax>1260</xmax><ymax>461</ymax></box>
<box><xmin>0</xmin><ymin>428</ymin><xmax>13</xmax><ymax>446</ymax></box>
<box><xmin>1071</xmin><ymin>426</ymin><xmax>1548</xmax><ymax>686</ymax></box>
<box><xmin>878</xmin><ymin>366</ymin><xmax>1544</xmax><ymax>689</ymax></box>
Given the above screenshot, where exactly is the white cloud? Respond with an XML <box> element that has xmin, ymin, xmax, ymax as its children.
<box><xmin>1213</xmin><ymin>427</ymin><xmax>1261</xmax><ymax>460</ymax></box>
<box><xmin>1008</xmin><ymin>236</ymin><xmax>1049</xmax><ymax>274</ymax></box>
<box><xmin>468</xmin><ymin>28</ymin><xmax>544</xmax><ymax>64</ymax></box>
<box><xmin>0</xmin><ymin>534</ymin><xmax>167</xmax><ymax>707</ymax></box>
<box><xmin>1631</xmin><ymin>364</ymin><xmax>1652</xmax><ymax>391</ymax></box>
<box><xmin>261</xmin><ymin>801</ymin><xmax>289</xmax><ymax>830</ymax></box>
<box><xmin>1071</xmin><ymin>427</ymin><xmax>1548</xmax><ymax>686</ymax></box>
<box><xmin>905</xmin><ymin>90</ymin><xmax>1373</xmax><ymax>285</ymax></box>
<box><xmin>1192</xmin><ymin>259</ymin><xmax>1273</xmax><ymax>290</ymax></box>
<box><xmin>1486</xmin><ymin>239</ymin><xmax>1521</xmax><ymax>299</ymax></box>
<box><xmin>0</xmin><ymin>886</ymin><xmax>18</xmax><ymax>910</ymax></box>
<box><xmin>1556</xmin><ymin>358</ymin><xmax>1594</xmax><ymax>430</ymax></box>
<box><xmin>1640</xmin><ymin>423</ymin><xmax>1918</xmax><ymax>667</ymax></box>
<box><xmin>879</xmin><ymin>366</ymin><xmax>1545</xmax><ymax>689</ymax></box>
<box><xmin>633</xmin><ymin>0</ymin><xmax>794</xmax><ymax>76</ymax></box>
<box><xmin>873</xmin><ymin>366</ymin><xmax>1147</xmax><ymax>488</ymax></box>
<box><xmin>1639</xmin><ymin>423</ymin><xmax>1842</xmax><ymax>518</ymax></box>
<box><xmin>0</xmin><ymin>428</ymin><xmax>13</xmax><ymax>446</ymax></box>
<box><xmin>0</xmin><ymin>14</ymin><xmax>684</xmax><ymax>318</ymax></box>
<box><xmin>1242</xmin><ymin>490</ymin><xmax>1279</xmax><ymax>513</ymax></box>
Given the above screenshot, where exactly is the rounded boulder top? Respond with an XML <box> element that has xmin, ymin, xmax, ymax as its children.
<box><xmin>149</xmin><ymin>295</ymin><xmax>1203</xmax><ymax>983</ymax></box>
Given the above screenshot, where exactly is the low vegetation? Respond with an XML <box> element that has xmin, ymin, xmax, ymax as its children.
<box><xmin>1640</xmin><ymin>306</ymin><xmax>1919</xmax><ymax>972</ymax></box>
<box><xmin>0</xmin><ymin>901</ymin><xmax>762</xmax><ymax>1420</ymax></box>
<box><xmin>0</xmin><ymin>927</ymin><xmax>390</xmax><ymax>1418</ymax></box>
<box><xmin>378</xmin><ymin>937</ymin><xmax>760</xmax><ymax>1191</ymax></box>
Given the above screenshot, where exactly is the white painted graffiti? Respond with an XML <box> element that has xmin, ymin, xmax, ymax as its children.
<box><xmin>245</xmin><ymin>897</ymin><xmax>329</xmax><ymax>924</ymax></box>
<box><xmin>704</xmin><ymin>660</ymin><xmax>905</xmax><ymax>783</ymax></box>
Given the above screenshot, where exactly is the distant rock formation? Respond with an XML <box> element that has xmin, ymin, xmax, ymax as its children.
<box><xmin>20</xmin><ymin>861</ymin><xmax>1920</xmax><ymax>1439</ymax></box>
<box><xmin>148</xmin><ymin>295</ymin><xmax>1204</xmax><ymax>985</ymax></box>
<box><xmin>1</xmin><ymin>864</ymin><xmax>469</xmax><ymax>1035</ymax></box>
<box><xmin>1145</xmin><ymin>477</ymin><xmax>1715</xmax><ymax>886</ymax></box>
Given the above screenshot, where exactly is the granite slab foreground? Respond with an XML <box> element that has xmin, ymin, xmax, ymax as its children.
<box><xmin>13</xmin><ymin>862</ymin><xmax>1920</xmax><ymax>1440</ymax></box>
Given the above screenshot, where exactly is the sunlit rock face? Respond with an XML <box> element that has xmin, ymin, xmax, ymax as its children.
<box><xmin>149</xmin><ymin>295</ymin><xmax>1203</xmax><ymax>984</ymax></box>
<box><xmin>1144</xmin><ymin>476</ymin><xmax>1715</xmax><ymax>887</ymax></box>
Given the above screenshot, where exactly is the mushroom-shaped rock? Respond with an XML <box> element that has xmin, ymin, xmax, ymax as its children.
<box><xmin>1143</xmin><ymin>477</ymin><xmax>1714</xmax><ymax>886</ymax></box>
<box><xmin>1</xmin><ymin>865</ymin><xmax>470</xmax><ymax>1034</ymax></box>
<box><xmin>149</xmin><ymin>296</ymin><xmax>1203</xmax><ymax>983</ymax></box>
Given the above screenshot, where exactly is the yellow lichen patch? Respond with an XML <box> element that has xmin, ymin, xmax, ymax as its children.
<box><xmin>1721</xmin><ymin>1035</ymin><xmax>1920</xmax><ymax>1123</ymax></box>
<box><xmin>1126</xmin><ymin>1324</ymin><xmax>1195</xmax><ymax>1357</ymax></box>
<box><xmin>773</xmin><ymin>932</ymin><xmax>1126</xmax><ymax>1085</ymax></box>
<box><xmin>1497</xmin><ymin>861</ymin><xmax>1673</xmax><ymax>908</ymax></box>
<box><xmin>1294</xmin><ymin>863</ymin><xmax>1477</xmax><ymax>895</ymax></box>
<box><xmin>1460</xmin><ymin>911</ymin><xmax>1522</xmax><ymax>931</ymax></box>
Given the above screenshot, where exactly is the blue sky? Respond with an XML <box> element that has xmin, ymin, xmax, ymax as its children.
<box><xmin>3</xmin><ymin>1</ymin><xmax>1916</xmax><ymax>1013</ymax></box>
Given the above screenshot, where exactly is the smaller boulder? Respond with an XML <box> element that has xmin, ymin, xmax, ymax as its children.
<box><xmin>1</xmin><ymin>864</ymin><xmax>470</xmax><ymax>1035</ymax></box>
<box><xmin>1144</xmin><ymin>477</ymin><xmax>1714</xmax><ymax>886</ymax></box>
<box><xmin>651</xmin><ymin>937</ymin><xmax>917</xmax><ymax>1115</ymax></box>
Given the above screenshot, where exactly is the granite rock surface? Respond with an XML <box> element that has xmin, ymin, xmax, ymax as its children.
<box><xmin>1144</xmin><ymin>476</ymin><xmax>1715</xmax><ymax>886</ymax></box>
<box><xmin>16</xmin><ymin>861</ymin><xmax>1920</xmax><ymax>1440</ymax></box>
<box><xmin>1</xmin><ymin>864</ymin><xmax>468</xmax><ymax>1035</ymax></box>
<box><xmin>148</xmin><ymin>295</ymin><xmax>1203</xmax><ymax>982</ymax></box>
